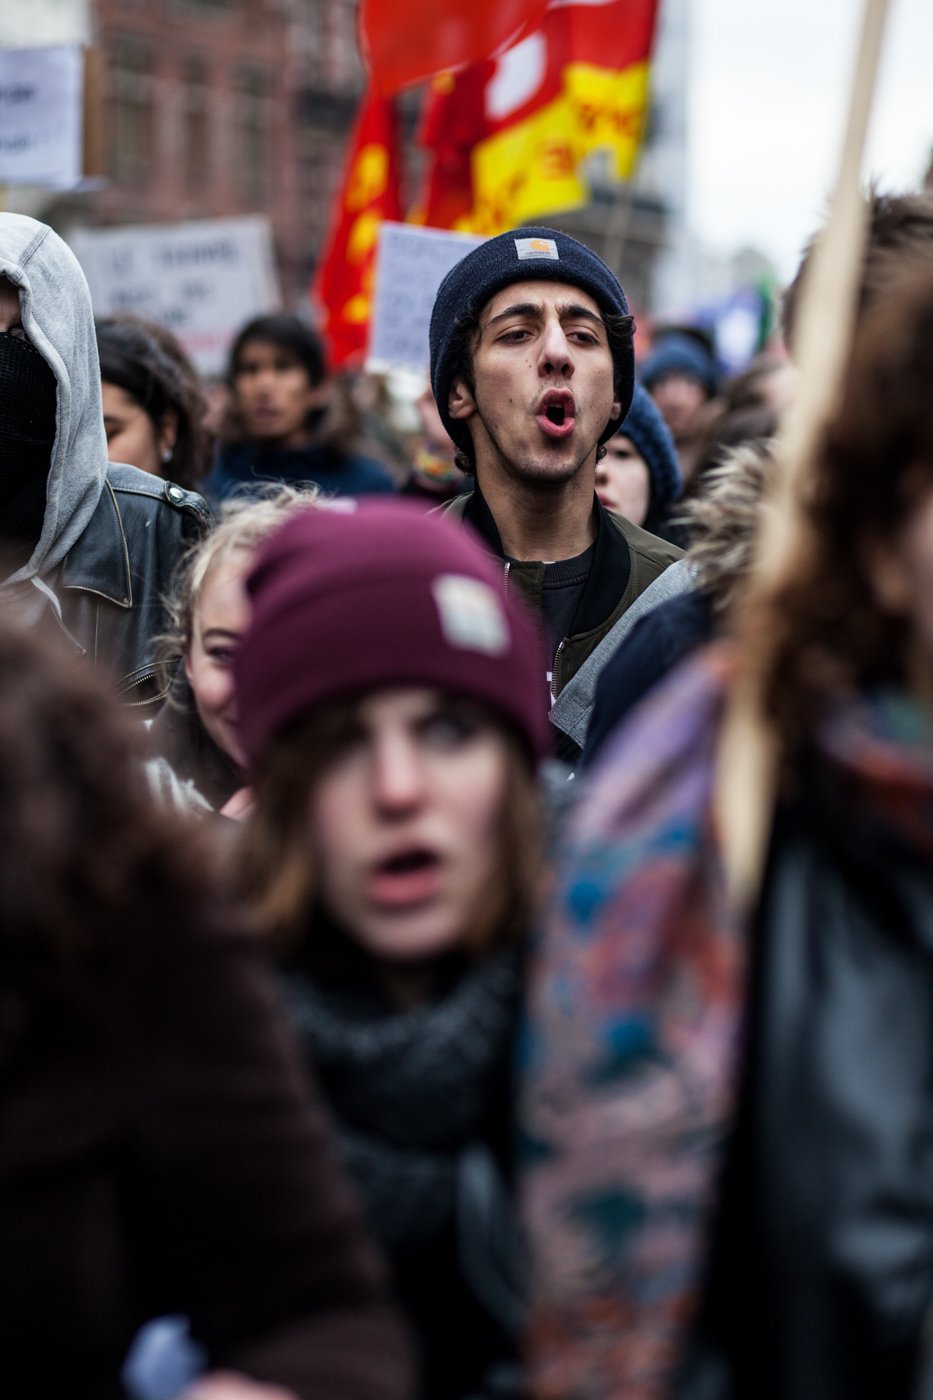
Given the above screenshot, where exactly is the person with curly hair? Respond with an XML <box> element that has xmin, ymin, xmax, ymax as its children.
<box><xmin>0</xmin><ymin>618</ymin><xmax>411</xmax><ymax>1400</ymax></box>
<box><xmin>523</xmin><ymin>257</ymin><xmax>933</xmax><ymax>1400</ymax></box>
<box><xmin>97</xmin><ymin>314</ymin><xmax>213</xmax><ymax>492</ymax></box>
<box><xmin>429</xmin><ymin>228</ymin><xmax>681</xmax><ymax>766</ymax></box>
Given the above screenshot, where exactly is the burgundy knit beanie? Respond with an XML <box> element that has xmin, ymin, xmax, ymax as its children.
<box><xmin>234</xmin><ymin>499</ymin><xmax>549</xmax><ymax>768</ymax></box>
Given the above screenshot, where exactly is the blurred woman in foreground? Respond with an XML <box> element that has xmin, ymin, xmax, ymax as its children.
<box><xmin>0</xmin><ymin>619</ymin><xmax>410</xmax><ymax>1399</ymax></box>
<box><xmin>523</xmin><ymin>261</ymin><xmax>933</xmax><ymax>1399</ymax></box>
<box><xmin>232</xmin><ymin>500</ymin><xmax>548</xmax><ymax>1400</ymax></box>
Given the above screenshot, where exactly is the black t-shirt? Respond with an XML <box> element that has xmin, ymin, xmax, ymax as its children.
<box><xmin>516</xmin><ymin>540</ymin><xmax>597</xmax><ymax>683</ymax></box>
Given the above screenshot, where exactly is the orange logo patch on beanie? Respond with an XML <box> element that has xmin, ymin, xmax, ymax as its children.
<box><xmin>514</xmin><ymin>236</ymin><xmax>559</xmax><ymax>261</ymax></box>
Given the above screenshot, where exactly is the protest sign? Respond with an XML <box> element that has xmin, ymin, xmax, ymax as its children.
<box><xmin>367</xmin><ymin>222</ymin><xmax>485</xmax><ymax>374</ymax></box>
<box><xmin>0</xmin><ymin>45</ymin><xmax>83</xmax><ymax>187</ymax></box>
<box><xmin>70</xmin><ymin>216</ymin><xmax>280</xmax><ymax>375</ymax></box>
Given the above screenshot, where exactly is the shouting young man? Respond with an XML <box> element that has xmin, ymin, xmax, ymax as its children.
<box><xmin>429</xmin><ymin>226</ymin><xmax>682</xmax><ymax>761</ymax></box>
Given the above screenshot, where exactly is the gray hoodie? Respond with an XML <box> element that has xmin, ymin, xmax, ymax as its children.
<box><xmin>0</xmin><ymin>213</ymin><xmax>107</xmax><ymax>596</ymax></box>
<box><xmin>0</xmin><ymin>213</ymin><xmax>209</xmax><ymax>700</ymax></box>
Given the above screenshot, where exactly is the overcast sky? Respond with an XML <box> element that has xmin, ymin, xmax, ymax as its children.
<box><xmin>687</xmin><ymin>0</ymin><xmax>932</xmax><ymax>281</ymax></box>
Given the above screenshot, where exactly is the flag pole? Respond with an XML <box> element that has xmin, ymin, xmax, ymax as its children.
<box><xmin>714</xmin><ymin>0</ymin><xmax>894</xmax><ymax>912</ymax></box>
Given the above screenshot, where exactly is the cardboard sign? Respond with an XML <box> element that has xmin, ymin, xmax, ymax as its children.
<box><xmin>367</xmin><ymin>222</ymin><xmax>486</xmax><ymax>374</ymax></box>
<box><xmin>70</xmin><ymin>216</ymin><xmax>280</xmax><ymax>376</ymax></box>
<box><xmin>0</xmin><ymin>45</ymin><xmax>84</xmax><ymax>188</ymax></box>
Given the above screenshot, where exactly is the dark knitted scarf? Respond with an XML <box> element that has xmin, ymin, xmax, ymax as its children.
<box><xmin>282</xmin><ymin>945</ymin><xmax>521</xmax><ymax>1256</ymax></box>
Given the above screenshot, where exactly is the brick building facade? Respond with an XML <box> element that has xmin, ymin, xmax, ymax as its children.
<box><xmin>46</xmin><ymin>0</ymin><xmax>366</xmax><ymax>307</ymax></box>
<box><xmin>35</xmin><ymin>0</ymin><xmax>666</xmax><ymax>323</ymax></box>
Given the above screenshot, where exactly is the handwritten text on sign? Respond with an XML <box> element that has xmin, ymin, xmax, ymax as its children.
<box><xmin>70</xmin><ymin>217</ymin><xmax>280</xmax><ymax>376</ymax></box>
<box><xmin>0</xmin><ymin>46</ymin><xmax>83</xmax><ymax>187</ymax></box>
<box><xmin>367</xmin><ymin>223</ymin><xmax>486</xmax><ymax>375</ymax></box>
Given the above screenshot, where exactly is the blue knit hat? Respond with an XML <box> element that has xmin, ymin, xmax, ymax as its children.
<box><xmin>429</xmin><ymin>226</ymin><xmax>634</xmax><ymax>458</ymax></box>
<box><xmin>615</xmin><ymin>384</ymin><xmax>682</xmax><ymax>530</ymax></box>
<box><xmin>639</xmin><ymin>331</ymin><xmax>718</xmax><ymax>397</ymax></box>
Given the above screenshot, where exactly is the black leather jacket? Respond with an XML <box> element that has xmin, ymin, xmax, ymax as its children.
<box><xmin>45</xmin><ymin>464</ymin><xmax>210</xmax><ymax>707</ymax></box>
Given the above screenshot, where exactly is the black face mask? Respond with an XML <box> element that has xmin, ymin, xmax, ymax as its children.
<box><xmin>0</xmin><ymin>331</ymin><xmax>57</xmax><ymax>553</ymax></box>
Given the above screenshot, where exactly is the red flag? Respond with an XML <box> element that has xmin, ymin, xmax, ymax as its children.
<box><xmin>360</xmin><ymin>0</ymin><xmax>549</xmax><ymax>97</ymax></box>
<box><xmin>417</xmin><ymin>0</ymin><xmax>660</xmax><ymax>234</ymax></box>
<box><xmin>313</xmin><ymin>89</ymin><xmax>402</xmax><ymax>369</ymax></box>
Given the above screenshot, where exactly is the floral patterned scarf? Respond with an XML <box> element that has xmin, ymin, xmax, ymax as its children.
<box><xmin>521</xmin><ymin>644</ymin><xmax>933</xmax><ymax>1399</ymax></box>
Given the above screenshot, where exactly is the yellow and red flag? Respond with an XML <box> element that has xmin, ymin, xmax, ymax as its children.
<box><xmin>360</xmin><ymin>0</ymin><xmax>548</xmax><ymax>97</ymax></box>
<box><xmin>313</xmin><ymin>87</ymin><xmax>401</xmax><ymax>369</ymax></box>
<box><xmin>417</xmin><ymin>0</ymin><xmax>660</xmax><ymax>235</ymax></box>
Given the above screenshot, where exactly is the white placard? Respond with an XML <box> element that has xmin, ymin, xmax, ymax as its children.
<box><xmin>69</xmin><ymin>216</ymin><xmax>281</xmax><ymax>376</ymax></box>
<box><xmin>367</xmin><ymin>222</ymin><xmax>486</xmax><ymax>375</ymax></box>
<box><xmin>0</xmin><ymin>45</ymin><xmax>83</xmax><ymax>188</ymax></box>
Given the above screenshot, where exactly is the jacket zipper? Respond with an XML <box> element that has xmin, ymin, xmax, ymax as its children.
<box><xmin>551</xmin><ymin>638</ymin><xmax>566</xmax><ymax>700</ymax></box>
<box><xmin>119</xmin><ymin>667</ymin><xmax>169</xmax><ymax>707</ymax></box>
<box><xmin>502</xmin><ymin>559</ymin><xmax>511</xmax><ymax>597</ymax></box>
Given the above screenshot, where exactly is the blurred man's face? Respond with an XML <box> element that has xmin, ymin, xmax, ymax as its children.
<box><xmin>232</xmin><ymin>339</ymin><xmax>326</xmax><ymax>448</ymax></box>
<box><xmin>648</xmin><ymin>371</ymin><xmax>707</xmax><ymax>442</ymax></box>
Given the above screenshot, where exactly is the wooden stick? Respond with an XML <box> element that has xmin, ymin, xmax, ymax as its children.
<box><xmin>714</xmin><ymin>0</ymin><xmax>893</xmax><ymax>913</ymax></box>
<box><xmin>82</xmin><ymin>47</ymin><xmax>106</xmax><ymax>182</ymax></box>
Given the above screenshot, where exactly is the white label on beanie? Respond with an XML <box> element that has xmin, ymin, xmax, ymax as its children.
<box><xmin>514</xmin><ymin>236</ymin><xmax>559</xmax><ymax>261</ymax></box>
<box><xmin>432</xmin><ymin>575</ymin><xmax>510</xmax><ymax>656</ymax></box>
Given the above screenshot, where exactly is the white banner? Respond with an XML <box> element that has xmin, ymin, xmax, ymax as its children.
<box><xmin>70</xmin><ymin>216</ymin><xmax>281</xmax><ymax>376</ymax></box>
<box><xmin>367</xmin><ymin>222</ymin><xmax>486</xmax><ymax>375</ymax></box>
<box><xmin>0</xmin><ymin>45</ymin><xmax>83</xmax><ymax>188</ymax></box>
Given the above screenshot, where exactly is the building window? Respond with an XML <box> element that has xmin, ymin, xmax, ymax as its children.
<box><xmin>171</xmin><ymin>0</ymin><xmax>233</xmax><ymax>12</ymax></box>
<box><xmin>321</xmin><ymin>0</ymin><xmax>361</xmax><ymax>89</ymax></box>
<box><xmin>235</xmin><ymin>67</ymin><xmax>272</xmax><ymax>205</ymax></box>
<box><xmin>109</xmin><ymin>40</ymin><xmax>155</xmax><ymax>186</ymax></box>
<box><xmin>182</xmin><ymin>55</ymin><xmax>212</xmax><ymax>196</ymax></box>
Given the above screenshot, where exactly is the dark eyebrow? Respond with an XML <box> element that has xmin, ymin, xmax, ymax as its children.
<box><xmin>484</xmin><ymin>301</ymin><xmax>606</xmax><ymax>331</ymax></box>
<box><xmin>559</xmin><ymin>303</ymin><xmax>606</xmax><ymax>328</ymax></box>
<box><xmin>486</xmin><ymin>302</ymin><xmax>542</xmax><ymax>327</ymax></box>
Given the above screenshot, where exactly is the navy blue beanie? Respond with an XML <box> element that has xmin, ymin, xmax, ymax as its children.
<box><xmin>640</xmin><ymin>331</ymin><xmax>718</xmax><ymax>397</ymax></box>
<box><xmin>615</xmin><ymin>384</ymin><xmax>682</xmax><ymax>529</ymax></box>
<box><xmin>429</xmin><ymin>226</ymin><xmax>634</xmax><ymax>457</ymax></box>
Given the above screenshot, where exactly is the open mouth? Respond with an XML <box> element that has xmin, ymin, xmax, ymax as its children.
<box><xmin>368</xmin><ymin>848</ymin><xmax>443</xmax><ymax>908</ymax></box>
<box><xmin>537</xmin><ymin>390</ymin><xmax>576</xmax><ymax>439</ymax></box>
<box><xmin>380</xmin><ymin>849</ymin><xmax>436</xmax><ymax>875</ymax></box>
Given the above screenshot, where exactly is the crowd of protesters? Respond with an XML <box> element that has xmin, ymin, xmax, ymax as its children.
<box><xmin>1</xmin><ymin>185</ymin><xmax>933</xmax><ymax>1400</ymax></box>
